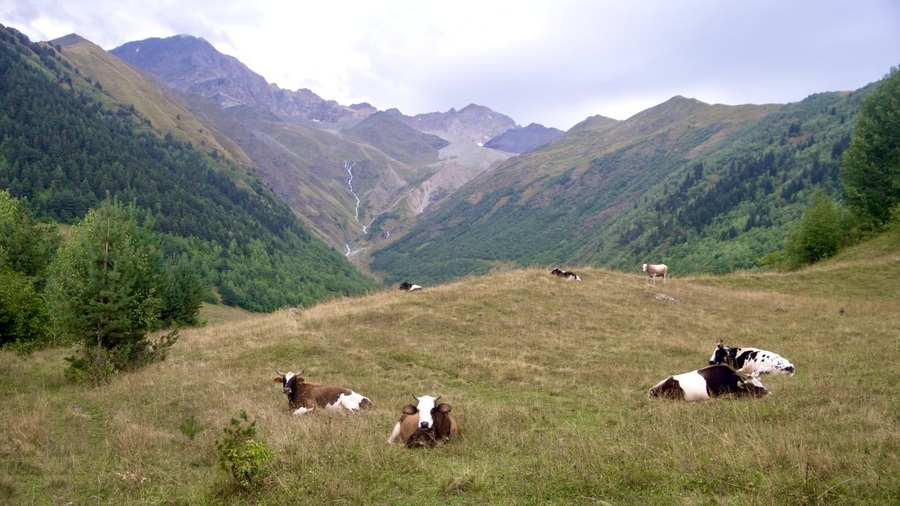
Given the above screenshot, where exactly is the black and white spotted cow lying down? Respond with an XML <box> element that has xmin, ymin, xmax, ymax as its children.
<box><xmin>709</xmin><ymin>342</ymin><xmax>795</xmax><ymax>377</ymax></box>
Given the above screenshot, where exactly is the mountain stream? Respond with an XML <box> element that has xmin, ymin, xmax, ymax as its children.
<box><xmin>344</xmin><ymin>161</ymin><xmax>366</xmax><ymax>256</ymax></box>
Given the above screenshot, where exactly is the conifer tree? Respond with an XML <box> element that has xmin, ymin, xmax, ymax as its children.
<box><xmin>46</xmin><ymin>196</ymin><xmax>175</xmax><ymax>381</ymax></box>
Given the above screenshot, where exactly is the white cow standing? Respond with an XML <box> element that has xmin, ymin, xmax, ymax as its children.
<box><xmin>642</xmin><ymin>263</ymin><xmax>668</xmax><ymax>284</ymax></box>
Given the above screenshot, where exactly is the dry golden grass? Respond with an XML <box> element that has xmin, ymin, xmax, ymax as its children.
<box><xmin>1</xmin><ymin>236</ymin><xmax>898</xmax><ymax>504</ymax></box>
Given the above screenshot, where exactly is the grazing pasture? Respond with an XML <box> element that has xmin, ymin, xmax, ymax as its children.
<box><xmin>0</xmin><ymin>233</ymin><xmax>898</xmax><ymax>504</ymax></box>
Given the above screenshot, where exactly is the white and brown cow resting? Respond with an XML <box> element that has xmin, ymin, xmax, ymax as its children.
<box><xmin>551</xmin><ymin>268</ymin><xmax>581</xmax><ymax>281</ymax></box>
<box><xmin>388</xmin><ymin>395</ymin><xmax>459</xmax><ymax>447</ymax></box>
<box><xmin>274</xmin><ymin>370</ymin><xmax>372</xmax><ymax>415</ymax></box>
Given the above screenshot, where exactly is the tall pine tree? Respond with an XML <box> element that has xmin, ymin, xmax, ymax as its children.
<box><xmin>46</xmin><ymin>197</ymin><xmax>175</xmax><ymax>381</ymax></box>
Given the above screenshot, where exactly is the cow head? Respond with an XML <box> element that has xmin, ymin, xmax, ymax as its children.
<box><xmin>412</xmin><ymin>395</ymin><xmax>450</xmax><ymax>430</ymax></box>
<box><xmin>709</xmin><ymin>342</ymin><xmax>736</xmax><ymax>366</ymax></box>
<box><xmin>274</xmin><ymin>369</ymin><xmax>304</xmax><ymax>396</ymax></box>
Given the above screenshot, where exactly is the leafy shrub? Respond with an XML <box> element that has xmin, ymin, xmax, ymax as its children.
<box><xmin>0</xmin><ymin>190</ymin><xmax>59</xmax><ymax>347</ymax></box>
<box><xmin>214</xmin><ymin>410</ymin><xmax>272</xmax><ymax>491</ymax></box>
<box><xmin>783</xmin><ymin>188</ymin><xmax>848</xmax><ymax>269</ymax></box>
<box><xmin>0</xmin><ymin>268</ymin><xmax>46</xmax><ymax>348</ymax></box>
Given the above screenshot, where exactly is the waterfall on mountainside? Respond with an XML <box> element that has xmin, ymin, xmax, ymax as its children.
<box><xmin>344</xmin><ymin>161</ymin><xmax>367</xmax><ymax>256</ymax></box>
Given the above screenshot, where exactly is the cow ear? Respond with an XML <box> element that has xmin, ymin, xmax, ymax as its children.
<box><xmin>402</xmin><ymin>405</ymin><xmax>418</xmax><ymax>415</ymax></box>
<box><xmin>274</xmin><ymin>376</ymin><xmax>283</xmax><ymax>383</ymax></box>
<box><xmin>437</xmin><ymin>403</ymin><xmax>452</xmax><ymax>413</ymax></box>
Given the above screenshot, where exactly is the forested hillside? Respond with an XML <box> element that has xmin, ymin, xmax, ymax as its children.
<box><xmin>371</xmin><ymin>90</ymin><xmax>872</xmax><ymax>283</ymax></box>
<box><xmin>0</xmin><ymin>25</ymin><xmax>379</xmax><ymax>311</ymax></box>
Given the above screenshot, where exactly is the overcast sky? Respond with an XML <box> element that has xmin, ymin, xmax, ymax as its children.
<box><xmin>2</xmin><ymin>1</ymin><xmax>898</xmax><ymax>130</ymax></box>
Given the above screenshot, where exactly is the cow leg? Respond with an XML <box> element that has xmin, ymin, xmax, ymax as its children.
<box><xmin>338</xmin><ymin>392</ymin><xmax>369</xmax><ymax>412</ymax></box>
<box><xmin>292</xmin><ymin>406</ymin><xmax>315</xmax><ymax>416</ymax></box>
<box><xmin>387</xmin><ymin>422</ymin><xmax>402</xmax><ymax>444</ymax></box>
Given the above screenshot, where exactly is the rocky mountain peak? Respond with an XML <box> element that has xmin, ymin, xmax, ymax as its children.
<box><xmin>110</xmin><ymin>35</ymin><xmax>369</xmax><ymax>122</ymax></box>
<box><xmin>49</xmin><ymin>33</ymin><xmax>92</xmax><ymax>48</ymax></box>
<box><xmin>403</xmin><ymin>103</ymin><xmax>518</xmax><ymax>145</ymax></box>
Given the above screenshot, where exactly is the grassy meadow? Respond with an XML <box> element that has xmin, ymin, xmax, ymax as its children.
<box><xmin>1</xmin><ymin>232</ymin><xmax>898</xmax><ymax>505</ymax></box>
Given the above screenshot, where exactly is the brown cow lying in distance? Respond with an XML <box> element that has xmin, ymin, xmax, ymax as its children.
<box><xmin>387</xmin><ymin>395</ymin><xmax>459</xmax><ymax>447</ymax></box>
<box><xmin>274</xmin><ymin>370</ymin><xmax>372</xmax><ymax>415</ymax></box>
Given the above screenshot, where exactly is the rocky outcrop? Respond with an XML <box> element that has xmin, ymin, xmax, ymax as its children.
<box><xmin>400</xmin><ymin>104</ymin><xmax>518</xmax><ymax>145</ymax></box>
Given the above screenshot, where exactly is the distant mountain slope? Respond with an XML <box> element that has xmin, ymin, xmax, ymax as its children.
<box><xmin>343</xmin><ymin>111</ymin><xmax>450</xmax><ymax>165</ymax></box>
<box><xmin>484</xmin><ymin>123</ymin><xmax>565</xmax><ymax>153</ymax></box>
<box><xmin>51</xmin><ymin>33</ymin><xmax>253</xmax><ymax>169</ymax></box>
<box><xmin>0</xmin><ymin>25</ymin><xmax>379</xmax><ymax>311</ymax></box>
<box><xmin>370</xmin><ymin>91</ymin><xmax>870</xmax><ymax>284</ymax></box>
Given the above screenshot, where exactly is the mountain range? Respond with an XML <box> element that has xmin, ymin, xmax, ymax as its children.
<box><xmin>109</xmin><ymin>35</ymin><xmax>561</xmax><ymax>258</ymax></box>
<box><xmin>1</xmin><ymin>25</ymin><xmax>879</xmax><ymax>298</ymax></box>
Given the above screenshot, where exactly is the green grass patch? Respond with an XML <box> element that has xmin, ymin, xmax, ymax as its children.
<box><xmin>1</xmin><ymin>237</ymin><xmax>899</xmax><ymax>504</ymax></box>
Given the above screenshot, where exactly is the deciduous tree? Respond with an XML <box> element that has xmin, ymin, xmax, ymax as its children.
<box><xmin>841</xmin><ymin>67</ymin><xmax>900</xmax><ymax>227</ymax></box>
<box><xmin>784</xmin><ymin>188</ymin><xmax>846</xmax><ymax>269</ymax></box>
<box><xmin>0</xmin><ymin>190</ymin><xmax>59</xmax><ymax>346</ymax></box>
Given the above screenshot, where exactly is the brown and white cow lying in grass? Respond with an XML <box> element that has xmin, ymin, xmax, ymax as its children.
<box><xmin>399</xmin><ymin>281</ymin><xmax>422</xmax><ymax>291</ymax></box>
<box><xmin>551</xmin><ymin>268</ymin><xmax>581</xmax><ymax>281</ymax></box>
<box><xmin>649</xmin><ymin>364</ymin><xmax>769</xmax><ymax>401</ymax></box>
<box><xmin>388</xmin><ymin>395</ymin><xmax>459</xmax><ymax>447</ymax></box>
<box><xmin>274</xmin><ymin>370</ymin><xmax>372</xmax><ymax>415</ymax></box>
<box><xmin>642</xmin><ymin>263</ymin><xmax>668</xmax><ymax>284</ymax></box>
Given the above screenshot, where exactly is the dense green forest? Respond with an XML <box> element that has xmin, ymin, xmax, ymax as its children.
<box><xmin>0</xmin><ymin>26</ymin><xmax>379</xmax><ymax>312</ymax></box>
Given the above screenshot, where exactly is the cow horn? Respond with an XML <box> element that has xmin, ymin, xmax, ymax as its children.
<box><xmin>297</xmin><ymin>369</ymin><xmax>304</xmax><ymax>376</ymax></box>
<box><xmin>275</xmin><ymin>369</ymin><xmax>285</xmax><ymax>377</ymax></box>
<box><xmin>435</xmin><ymin>395</ymin><xmax>442</xmax><ymax>402</ymax></box>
